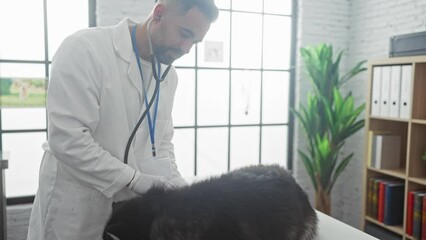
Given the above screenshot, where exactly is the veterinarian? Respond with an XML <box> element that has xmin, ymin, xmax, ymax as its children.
<box><xmin>27</xmin><ymin>0</ymin><xmax>218</xmax><ymax>239</ymax></box>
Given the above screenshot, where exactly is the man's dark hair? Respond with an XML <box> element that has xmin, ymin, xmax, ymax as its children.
<box><xmin>160</xmin><ymin>0</ymin><xmax>219</xmax><ymax>22</ymax></box>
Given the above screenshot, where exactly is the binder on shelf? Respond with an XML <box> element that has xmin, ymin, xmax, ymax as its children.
<box><xmin>399</xmin><ymin>65</ymin><xmax>413</xmax><ymax>119</ymax></box>
<box><xmin>389</xmin><ymin>65</ymin><xmax>402</xmax><ymax>118</ymax></box>
<box><xmin>373</xmin><ymin>134</ymin><xmax>401</xmax><ymax>170</ymax></box>
<box><xmin>367</xmin><ymin>130</ymin><xmax>389</xmax><ymax>168</ymax></box>
<box><xmin>371</xmin><ymin>66</ymin><xmax>382</xmax><ymax>116</ymax></box>
<box><xmin>379</xmin><ymin>66</ymin><xmax>391</xmax><ymax>117</ymax></box>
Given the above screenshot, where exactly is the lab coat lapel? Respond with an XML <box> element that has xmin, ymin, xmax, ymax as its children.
<box><xmin>127</xmin><ymin>58</ymin><xmax>143</xmax><ymax>98</ymax></box>
<box><xmin>112</xmin><ymin>18</ymin><xmax>143</xmax><ymax>98</ymax></box>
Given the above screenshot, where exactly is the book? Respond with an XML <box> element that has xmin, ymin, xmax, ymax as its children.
<box><xmin>372</xmin><ymin>178</ymin><xmax>382</xmax><ymax>219</ymax></box>
<box><xmin>413</xmin><ymin>192</ymin><xmax>426</xmax><ymax>239</ymax></box>
<box><xmin>367</xmin><ymin>177</ymin><xmax>376</xmax><ymax>217</ymax></box>
<box><xmin>378</xmin><ymin>181</ymin><xmax>386</xmax><ymax>222</ymax></box>
<box><xmin>422</xmin><ymin>196</ymin><xmax>426</xmax><ymax>240</ymax></box>
<box><xmin>371</xmin><ymin>178</ymin><xmax>389</xmax><ymax>219</ymax></box>
<box><xmin>383</xmin><ymin>181</ymin><xmax>404</xmax><ymax>225</ymax></box>
<box><xmin>373</xmin><ymin>134</ymin><xmax>401</xmax><ymax>169</ymax></box>
<box><xmin>408</xmin><ymin>191</ymin><xmax>422</xmax><ymax>235</ymax></box>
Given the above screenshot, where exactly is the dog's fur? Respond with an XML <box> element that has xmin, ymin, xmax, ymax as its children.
<box><xmin>104</xmin><ymin>165</ymin><xmax>318</xmax><ymax>240</ymax></box>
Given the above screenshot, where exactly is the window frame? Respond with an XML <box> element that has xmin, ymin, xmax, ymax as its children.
<box><xmin>3</xmin><ymin>0</ymin><xmax>297</xmax><ymax>205</ymax></box>
<box><xmin>1</xmin><ymin>0</ymin><xmax>95</xmax><ymax>206</ymax></box>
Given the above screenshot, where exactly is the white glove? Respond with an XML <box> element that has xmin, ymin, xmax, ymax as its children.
<box><xmin>169</xmin><ymin>176</ymin><xmax>188</xmax><ymax>188</ymax></box>
<box><xmin>128</xmin><ymin>170</ymin><xmax>174</xmax><ymax>195</ymax></box>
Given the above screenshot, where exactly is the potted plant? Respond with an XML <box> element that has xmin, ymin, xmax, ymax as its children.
<box><xmin>293</xmin><ymin>43</ymin><xmax>366</xmax><ymax>215</ymax></box>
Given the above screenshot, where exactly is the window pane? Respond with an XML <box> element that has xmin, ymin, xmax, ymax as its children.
<box><xmin>173</xmin><ymin>128</ymin><xmax>195</xmax><ymax>177</ymax></box>
<box><xmin>4</xmin><ymin>132</ymin><xmax>46</xmax><ymax>197</ymax></box>
<box><xmin>0</xmin><ymin>0</ymin><xmax>45</xmax><ymax>60</ymax></box>
<box><xmin>230</xmin><ymin>126</ymin><xmax>259</xmax><ymax>170</ymax></box>
<box><xmin>231</xmin><ymin>12</ymin><xmax>262</xmax><ymax>69</ymax></box>
<box><xmin>231</xmin><ymin>70</ymin><xmax>261</xmax><ymax>124</ymax></box>
<box><xmin>261</xmin><ymin>126</ymin><xmax>288</xmax><ymax>168</ymax></box>
<box><xmin>174</xmin><ymin>46</ymin><xmax>195</xmax><ymax>67</ymax></box>
<box><xmin>263</xmin><ymin>15</ymin><xmax>291</xmax><ymax>70</ymax></box>
<box><xmin>262</xmin><ymin>71</ymin><xmax>289</xmax><ymax>123</ymax></box>
<box><xmin>198</xmin><ymin>11</ymin><xmax>230</xmax><ymax>68</ymax></box>
<box><xmin>173</xmin><ymin>69</ymin><xmax>195</xmax><ymax>126</ymax></box>
<box><xmin>47</xmin><ymin>0</ymin><xmax>88</xmax><ymax>60</ymax></box>
<box><xmin>264</xmin><ymin>0</ymin><xmax>292</xmax><ymax>15</ymax></box>
<box><xmin>232</xmin><ymin>0</ymin><xmax>262</xmax><ymax>12</ymax></box>
<box><xmin>0</xmin><ymin>63</ymin><xmax>45</xmax><ymax>78</ymax></box>
<box><xmin>2</xmin><ymin>108</ymin><xmax>46</xmax><ymax>130</ymax></box>
<box><xmin>197</xmin><ymin>128</ymin><xmax>228</xmax><ymax>176</ymax></box>
<box><xmin>197</xmin><ymin>70</ymin><xmax>229</xmax><ymax>125</ymax></box>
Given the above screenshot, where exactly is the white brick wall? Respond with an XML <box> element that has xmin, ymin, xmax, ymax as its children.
<box><xmin>97</xmin><ymin>0</ymin><xmax>154</xmax><ymax>26</ymax></box>
<box><xmin>294</xmin><ymin>0</ymin><xmax>352</xmax><ymax>225</ymax></box>
<box><xmin>295</xmin><ymin>0</ymin><xmax>426</xmax><ymax>229</ymax></box>
<box><xmin>97</xmin><ymin>0</ymin><xmax>426</xmax><ymax>230</ymax></box>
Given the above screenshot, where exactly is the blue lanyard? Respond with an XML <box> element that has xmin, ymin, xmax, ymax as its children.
<box><xmin>131</xmin><ymin>25</ymin><xmax>160</xmax><ymax>157</ymax></box>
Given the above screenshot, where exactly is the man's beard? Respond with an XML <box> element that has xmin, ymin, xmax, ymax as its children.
<box><xmin>154</xmin><ymin>47</ymin><xmax>184</xmax><ymax>65</ymax></box>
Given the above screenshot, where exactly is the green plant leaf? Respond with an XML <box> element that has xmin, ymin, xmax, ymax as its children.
<box><xmin>296</xmin><ymin>43</ymin><xmax>366</xmax><ymax>194</ymax></box>
<box><xmin>298</xmin><ymin>150</ymin><xmax>318</xmax><ymax>191</ymax></box>
<box><xmin>327</xmin><ymin>153</ymin><xmax>354</xmax><ymax>194</ymax></box>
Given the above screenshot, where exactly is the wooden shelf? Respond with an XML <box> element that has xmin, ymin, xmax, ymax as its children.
<box><xmin>365</xmin><ymin>216</ymin><xmax>404</xmax><ymax>236</ymax></box>
<box><xmin>363</xmin><ymin>56</ymin><xmax>426</xmax><ymax>240</ymax></box>
<box><xmin>408</xmin><ymin>176</ymin><xmax>426</xmax><ymax>186</ymax></box>
<box><xmin>367</xmin><ymin>167</ymin><xmax>406</xmax><ymax>179</ymax></box>
<box><xmin>412</xmin><ymin>119</ymin><xmax>426</xmax><ymax>125</ymax></box>
<box><xmin>369</xmin><ymin>116</ymin><xmax>410</xmax><ymax>123</ymax></box>
<box><xmin>405</xmin><ymin>235</ymin><xmax>414</xmax><ymax>240</ymax></box>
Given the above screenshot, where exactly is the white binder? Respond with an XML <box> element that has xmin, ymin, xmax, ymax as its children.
<box><xmin>371</xmin><ymin>67</ymin><xmax>382</xmax><ymax>116</ymax></box>
<box><xmin>379</xmin><ymin>66</ymin><xmax>391</xmax><ymax>117</ymax></box>
<box><xmin>399</xmin><ymin>65</ymin><xmax>413</xmax><ymax>119</ymax></box>
<box><xmin>389</xmin><ymin>65</ymin><xmax>402</xmax><ymax>118</ymax></box>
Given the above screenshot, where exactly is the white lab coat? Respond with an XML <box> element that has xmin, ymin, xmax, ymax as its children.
<box><xmin>27</xmin><ymin>18</ymin><xmax>186</xmax><ymax>240</ymax></box>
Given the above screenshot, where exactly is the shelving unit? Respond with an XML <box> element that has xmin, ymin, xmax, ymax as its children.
<box><xmin>363</xmin><ymin>56</ymin><xmax>426</xmax><ymax>240</ymax></box>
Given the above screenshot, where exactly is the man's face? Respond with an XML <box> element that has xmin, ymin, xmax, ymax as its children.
<box><xmin>151</xmin><ymin>6</ymin><xmax>212</xmax><ymax>65</ymax></box>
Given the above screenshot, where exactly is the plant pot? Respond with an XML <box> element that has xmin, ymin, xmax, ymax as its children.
<box><xmin>315</xmin><ymin>189</ymin><xmax>331</xmax><ymax>215</ymax></box>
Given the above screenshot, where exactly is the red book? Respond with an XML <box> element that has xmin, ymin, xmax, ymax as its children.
<box><xmin>407</xmin><ymin>191</ymin><xmax>416</xmax><ymax>235</ymax></box>
<box><xmin>378</xmin><ymin>181</ymin><xmax>386</xmax><ymax>222</ymax></box>
<box><xmin>422</xmin><ymin>196</ymin><xmax>426</xmax><ymax>240</ymax></box>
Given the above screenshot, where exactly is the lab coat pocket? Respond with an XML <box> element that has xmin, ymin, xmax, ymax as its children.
<box><xmin>139</xmin><ymin>157</ymin><xmax>173</xmax><ymax>179</ymax></box>
<box><xmin>44</xmin><ymin>171</ymin><xmax>111</xmax><ymax>240</ymax></box>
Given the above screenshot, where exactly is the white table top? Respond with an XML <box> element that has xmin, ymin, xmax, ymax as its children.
<box><xmin>315</xmin><ymin>211</ymin><xmax>378</xmax><ymax>240</ymax></box>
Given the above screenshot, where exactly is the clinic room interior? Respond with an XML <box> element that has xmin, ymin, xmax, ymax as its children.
<box><xmin>1</xmin><ymin>0</ymin><xmax>426</xmax><ymax>239</ymax></box>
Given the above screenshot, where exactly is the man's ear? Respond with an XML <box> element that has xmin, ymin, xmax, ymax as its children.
<box><xmin>152</xmin><ymin>3</ymin><xmax>167</xmax><ymax>22</ymax></box>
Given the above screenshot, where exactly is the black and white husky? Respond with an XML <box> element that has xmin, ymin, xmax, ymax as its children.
<box><xmin>104</xmin><ymin>164</ymin><xmax>318</xmax><ymax>240</ymax></box>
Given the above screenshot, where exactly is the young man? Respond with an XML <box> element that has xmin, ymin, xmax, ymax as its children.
<box><xmin>27</xmin><ymin>0</ymin><xmax>218</xmax><ymax>239</ymax></box>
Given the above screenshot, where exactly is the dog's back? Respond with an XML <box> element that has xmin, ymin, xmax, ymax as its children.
<box><xmin>104</xmin><ymin>165</ymin><xmax>318</xmax><ymax>240</ymax></box>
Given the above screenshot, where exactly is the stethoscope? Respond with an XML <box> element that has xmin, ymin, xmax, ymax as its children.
<box><xmin>123</xmin><ymin>19</ymin><xmax>172</xmax><ymax>164</ymax></box>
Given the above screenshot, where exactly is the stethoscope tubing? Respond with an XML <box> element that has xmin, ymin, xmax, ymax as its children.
<box><xmin>123</xmin><ymin>20</ymin><xmax>171</xmax><ymax>164</ymax></box>
<box><xmin>123</xmin><ymin>79</ymin><xmax>160</xmax><ymax>164</ymax></box>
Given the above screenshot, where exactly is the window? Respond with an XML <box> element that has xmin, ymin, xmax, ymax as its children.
<box><xmin>172</xmin><ymin>0</ymin><xmax>296</xmax><ymax>177</ymax></box>
<box><xmin>0</xmin><ymin>0</ymin><xmax>296</xmax><ymax>202</ymax></box>
<box><xmin>0</xmin><ymin>0</ymin><xmax>92</xmax><ymax>203</ymax></box>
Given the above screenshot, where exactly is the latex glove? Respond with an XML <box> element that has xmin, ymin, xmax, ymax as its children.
<box><xmin>168</xmin><ymin>176</ymin><xmax>188</xmax><ymax>188</ymax></box>
<box><xmin>128</xmin><ymin>170</ymin><xmax>174</xmax><ymax>195</ymax></box>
